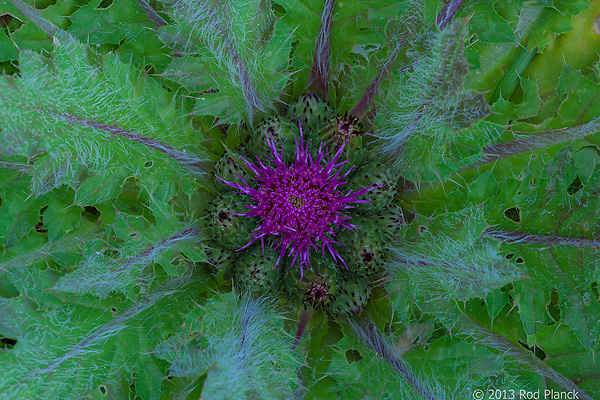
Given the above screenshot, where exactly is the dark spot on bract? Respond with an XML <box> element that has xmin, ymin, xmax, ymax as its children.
<box><xmin>361</xmin><ymin>248</ymin><xmax>374</xmax><ymax>264</ymax></box>
<box><xmin>504</xmin><ymin>206</ymin><xmax>520</xmax><ymax>222</ymax></box>
<box><xmin>218</xmin><ymin>211</ymin><xmax>231</xmax><ymax>223</ymax></box>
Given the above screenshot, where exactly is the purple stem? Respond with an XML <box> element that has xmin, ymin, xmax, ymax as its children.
<box><xmin>351</xmin><ymin>321</ymin><xmax>440</xmax><ymax>400</ymax></box>
<box><xmin>484</xmin><ymin>229</ymin><xmax>600</xmax><ymax>248</ymax></box>
<box><xmin>308</xmin><ymin>0</ymin><xmax>335</xmax><ymax>99</ymax></box>
<box><xmin>56</xmin><ymin>113</ymin><xmax>207</xmax><ymax>175</ymax></box>
<box><xmin>464</xmin><ymin>120</ymin><xmax>600</xmax><ymax>170</ymax></box>
<box><xmin>436</xmin><ymin>0</ymin><xmax>464</xmax><ymax>30</ymax></box>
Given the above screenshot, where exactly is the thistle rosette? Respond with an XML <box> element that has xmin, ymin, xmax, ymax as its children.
<box><xmin>218</xmin><ymin>123</ymin><xmax>371</xmax><ymax>278</ymax></box>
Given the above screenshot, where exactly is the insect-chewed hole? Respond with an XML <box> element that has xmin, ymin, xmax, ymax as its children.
<box><xmin>144</xmin><ymin>161</ymin><xmax>154</xmax><ymax>168</ymax></box>
<box><xmin>567</xmin><ymin>176</ymin><xmax>583</xmax><ymax>195</ymax></box>
<box><xmin>505</xmin><ymin>253</ymin><xmax>514</xmax><ymax>260</ymax></box>
<box><xmin>504</xmin><ymin>206</ymin><xmax>521</xmax><ymax>222</ymax></box>
<box><xmin>547</xmin><ymin>288</ymin><xmax>561</xmax><ymax>322</ymax></box>
<box><xmin>34</xmin><ymin>0</ymin><xmax>56</xmax><ymax>9</ymax></box>
<box><xmin>35</xmin><ymin>219</ymin><xmax>47</xmax><ymax>233</ymax></box>
<box><xmin>110</xmin><ymin>307</ymin><xmax>118</xmax><ymax>314</ymax></box>
<box><xmin>0</xmin><ymin>336</ymin><xmax>17</xmax><ymax>350</ymax></box>
<box><xmin>82</xmin><ymin>206</ymin><xmax>100</xmax><ymax>223</ymax></box>
<box><xmin>98</xmin><ymin>385</ymin><xmax>107</xmax><ymax>395</ymax></box>
<box><xmin>96</xmin><ymin>0</ymin><xmax>113</xmax><ymax>9</ymax></box>
<box><xmin>515</xmin><ymin>257</ymin><xmax>524</xmax><ymax>264</ymax></box>
<box><xmin>518</xmin><ymin>340</ymin><xmax>547</xmax><ymax>361</ymax></box>
<box><xmin>345</xmin><ymin>349</ymin><xmax>362</xmax><ymax>363</ymax></box>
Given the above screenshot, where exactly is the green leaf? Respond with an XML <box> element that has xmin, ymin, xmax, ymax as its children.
<box><xmin>0</xmin><ymin>274</ymin><xmax>200</xmax><ymax>399</ymax></box>
<box><xmin>468</xmin><ymin>169</ymin><xmax>499</xmax><ymax>202</ymax></box>
<box><xmin>43</xmin><ymin>187</ymin><xmax>80</xmax><ymax>241</ymax></box>
<box><xmin>485</xmin><ymin>286</ymin><xmax>510</xmax><ymax>323</ymax></box>
<box><xmin>460</xmin><ymin>1</ymin><xmax>516</xmax><ymax>43</ymax></box>
<box><xmin>154</xmin><ymin>293</ymin><xmax>301</xmax><ymax>399</ymax></box>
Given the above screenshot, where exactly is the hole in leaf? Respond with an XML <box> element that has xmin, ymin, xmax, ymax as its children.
<box><xmin>505</xmin><ymin>253</ymin><xmax>514</xmax><ymax>260</ymax></box>
<box><xmin>0</xmin><ymin>337</ymin><xmax>17</xmax><ymax>349</ymax></box>
<box><xmin>401</xmin><ymin>210</ymin><xmax>415</xmax><ymax>224</ymax></box>
<box><xmin>98</xmin><ymin>385</ymin><xmax>107</xmax><ymax>395</ymax></box>
<box><xmin>419</xmin><ymin>226</ymin><xmax>426</xmax><ymax>233</ymax></box>
<box><xmin>345</xmin><ymin>349</ymin><xmax>362</xmax><ymax>363</ymax></box>
<box><xmin>504</xmin><ymin>207</ymin><xmax>520</xmax><ymax>222</ymax></box>
<box><xmin>96</xmin><ymin>0</ymin><xmax>113</xmax><ymax>9</ymax></box>
<box><xmin>516</xmin><ymin>190</ymin><xmax>522</xmax><ymax>196</ymax></box>
<box><xmin>104</xmin><ymin>249</ymin><xmax>119</xmax><ymax>258</ymax></box>
<box><xmin>567</xmin><ymin>176</ymin><xmax>583</xmax><ymax>195</ymax></box>
<box><xmin>518</xmin><ymin>340</ymin><xmax>547</xmax><ymax>361</ymax></box>
<box><xmin>82</xmin><ymin>206</ymin><xmax>100</xmax><ymax>223</ymax></box>
<box><xmin>515</xmin><ymin>257</ymin><xmax>524</xmax><ymax>264</ymax></box>
<box><xmin>271</xmin><ymin>2</ymin><xmax>286</xmax><ymax>14</ymax></box>
<box><xmin>0</xmin><ymin>14</ymin><xmax>13</xmax><ymax>29</ymax></box>
<box><xmin>110</xmin><ymin>307</ymin><xmax>118</xmax><ymax>314</ymax></box>
<box><xmin>35</xmin><ymin>220</ymin><xmax>47</xmax><ymax>233</ymax></box>
<box><xmin>547</xmin><ymin>289</ymin><xmax>561</xmax><ymax>322</ymax></box>
<box><xmin>144</xmin><ymin>161</ymin><xmax>153</xmax><ymax>168</ymax></box>
<box><xmin>423</xmin><ymin>343</ymin><xmax>430</xmax><ymax>351</ymax></box>
<box><xmin>34</xmin><ymin>0</ymin><xmax>56</xmax><ymax>9</ymax></box>
<box><xmin>0</xmin><ymin>14</ymin><xmax>23</xmax><ymax>34</ymax></box>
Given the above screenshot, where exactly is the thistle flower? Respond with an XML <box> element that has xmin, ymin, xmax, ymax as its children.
<box><xmin>218</xmin><ymin>123</ymin><xmax>371</xmax><ymax>278</ymax></box>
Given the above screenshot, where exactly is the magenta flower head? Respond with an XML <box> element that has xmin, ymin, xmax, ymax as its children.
<box><xmin>218</xmin><ymin>122</ymin><xmax>371</xmax><ymax>279</ymax></box>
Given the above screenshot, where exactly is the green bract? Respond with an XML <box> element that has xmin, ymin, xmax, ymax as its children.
<box><xmin>1</xmin><ymin>0</ymin><xmax>600</xmax><ymax>399</ymax></box>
